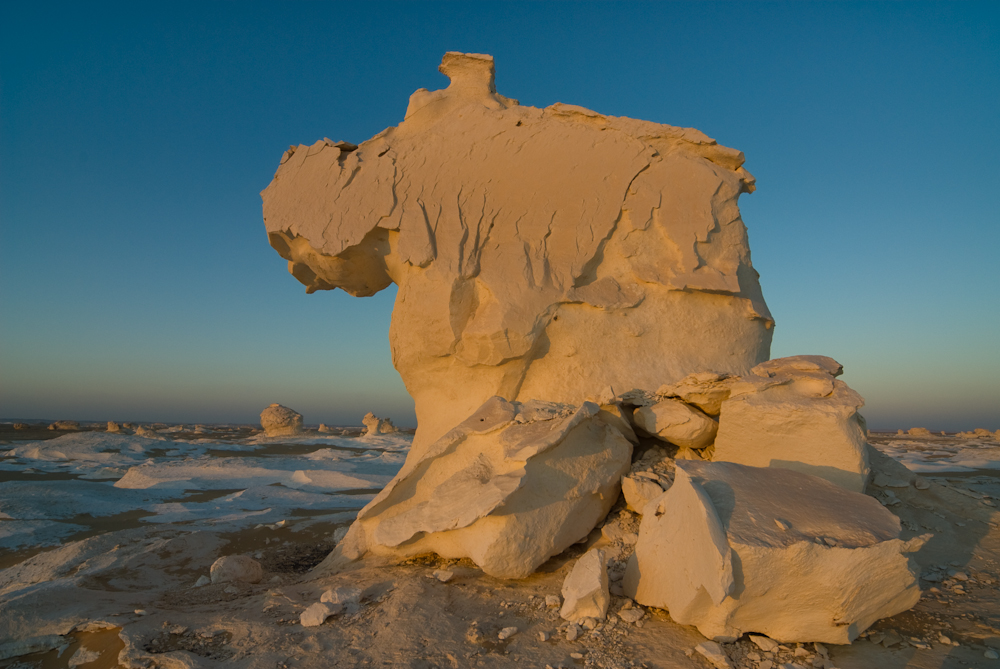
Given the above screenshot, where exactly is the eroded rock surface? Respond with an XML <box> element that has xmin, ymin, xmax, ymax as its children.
<box><xmin>623</xmin><ymin>460</ymin><xmax>926</xmax><ymax>644</ymax></box>
<box><xmin>326</xmin><ymin>397</ymin><xmax>632</xmax><ymax>579</ymax></box>
<box><xmin>262</xmin><ymin>52</ymin><xmax>772</xmax><ymax>452</ymax></box>
<box><xmin>260</xmin><ymin>403</ymin><xmax>303</xmax><ymax>438</ymax></box>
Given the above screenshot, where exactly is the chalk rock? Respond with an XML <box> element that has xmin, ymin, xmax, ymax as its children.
<box><xmin>656</xmin><ymin>372</ymin><xmax>733</xmax><ymax>416</ymax></box>
<box><xmin>694</xmin><ymin>641</ymin><xmax>733</xmax><ymax>669</ymax></box>
<box><xmin>560</xmin><ymin>548</ymin><xmax>610</xmax><ymax>621</ymax></box>
<box><xmin>907</xmin><ymin>427</ymin><xmax>932</xmax><ymax>437</ymax></box>
<box><xmin>362</xmin><ymin>412</ymin><xmax>397</xmax><ymax>436</ymax></box>
<box><xmin>623</xmin><ymin>461</ymin><xmax>926</xmax><ymax>643</ymax></box>
<box><xmin>210</xmin><ymin>555</ymin><xmax>264</xmax><ymax>584</ymax></box>
<box><xmin>329</xmin><ymin>397</ymin><xmax>632</xmax><ymax>579</ymax></box>
<box><xmin>48</xmin><ymin>420</ymin><xmax>80</xmax><ymax>431</ymax></box>
<box><xmin>321</xmin><ymin>586</ymin><xmax>362</xmax><ymax>606</ymax></box>
<box><xmin>106</xmin><ymin>421</ymin><xmax>121</xmax><ymax>433</ymax></box>
<box><xmin>632</xmin><ymin>398</ymin><xmax>718</xmax><ymax>449</ymax></box>
<box><xmin>13</xmin><ymin>423</ymin><xmax>29</xmax><ymax>430</ymax></box>
<box><xmin>134</xmin><ymin>425</ymin><xmax>168</xmax><ymax>440</ymax></box>
<box><xmin>712</xmin><ymin>355</ymin><xmax>870</xmax><ymax>492</ymax></box>
<box><xmin>300</xmin><ymin>602</ymin><xmax>332</xmax><ymax>627</ymax></box>
<box><xmin>262</xmin><ymin>52</ymin><xmax>773</xmax><ymax>454</ymax></box>
<box><xmin>260</xmin><ymin>403</ymin><xmax>303</xmax><ymax>437</ymax></box>
<box><xmin>621</xmin><ymin>475</ymin><xmax>665</xmax><ymax>514</ymax></box>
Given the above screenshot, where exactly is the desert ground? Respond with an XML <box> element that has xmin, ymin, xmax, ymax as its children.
<box><xmin>1</xmin><ymin>422</ymin><xmax>998</xmax><ymax>669</ymax></box>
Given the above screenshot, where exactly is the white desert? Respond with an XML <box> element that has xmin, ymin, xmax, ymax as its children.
<box><xmin>1</xmin><ymin>53</ymin><xmax>999</xmax><ymax>669</ymax></box>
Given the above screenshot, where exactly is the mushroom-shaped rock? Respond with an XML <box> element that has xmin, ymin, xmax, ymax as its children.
<box><xmin>362</xmin><ymin>412</ymin><xmax>397</xmax><ymax>436</ymax></box>
<box><xmin>260</xmin><ymin>403</ymin><xmax>303</xmax><ymax>437</ymax></box>
<box><xmin>712</xmin><ymin>356</ymin><xmax>870</xmax><ymax>492</ymax></box>
<box><xmin>327</xmin><ymin>397</ymin><xmax>632</xmax><ymax>579</ymax></box>
<box><xmin>632</xmin><ymin>398</ymin><xmax>718</xmax><ymax>449</ymax></box>
<box><xmin>623</xmin><ymin>461</ymin><xmax>926</xmax><ymax>644</ymax></box>
<box><xmin>262</xmin><ymin>52</ymin><xmax>773</xmax><ymax>455</ymax></box>
<box><xmin>560</xmin><ymin>548</ymin><xmax>610</xmax><ymax>621</ymax></box>
<box><xmin>210</xmin><ymin>555</ymin><xmax>264</xmax><ymax>584</ymax></box>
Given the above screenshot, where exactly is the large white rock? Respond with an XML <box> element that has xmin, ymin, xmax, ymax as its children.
<box><xmin>623</xmin><ymin>460</ymin><xmax>926</xmax><ymax>644</ymax></box>
<box><xmin>262</xmin><ymin>52</ymin><xmax>773</xmax><ymax>454</ymax></box>
<box><xmin>560</xmin><ymin>548</ymin><xmax>610</xmax><ymax>621</ymax></box>
<box><xmin>260</xmin><ymin>403</ymin><xmax>303</xmax><ymax>437</ymax></box>
<box><xmin>712</xmin><ymin>355</ymin><xmax>871</xmax><ymax>492</ymax></box>
<box><xmin>362</xmin><ymin>412</ymin><xmax>397</xmax><ymax>436</ymax></box>
<box><xmin>632</xmin><ymin>398</ymin><xmax>718</xmax><ymax>449</ymax></box>
<box><xmin>328</xmin><ymin>397</ymin><xmax>632</xmax><ymax>579</ymax></box>
<box><xmin>209</xmin><ymin>555</ymin><xmax>264</xmax><ymax>584</ymax></box>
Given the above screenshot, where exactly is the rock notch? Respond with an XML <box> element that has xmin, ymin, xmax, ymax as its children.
<box><xmin>262</xmin><ymin>52</ymin><xmax>773</xmax><ymax>452</ymax></box>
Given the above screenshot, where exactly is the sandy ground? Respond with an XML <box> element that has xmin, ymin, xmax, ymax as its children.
<box><xmin>1</xmin><ymin>428</ymin><xmax>998</xmax><ymax>669</ymax></box>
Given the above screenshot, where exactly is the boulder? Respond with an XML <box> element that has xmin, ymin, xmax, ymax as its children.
<box><xmin>210</xmin><ymin>555</ymin><xmax>264</xmax><ymax>584</ymax></box>
<box><xmin>655</xmin><ymin>372</ymin><xmax>733</xmax><ymax>416</ymax></box>
<box><xmin>623</xmin><ymin>460</ymin><xmax>926</xmax><ymax>644</ymax></box>
<box><xmin>262</xmin><ymin>52</ymin><xmax>773</xmax><ymax>454</ymax></box>
<box><xmin>327</xmin><ymin>397</ymin><xmax>632</xmax><ymax>579</ymax></box>
<box><xmin>48</xmin><ymin>420</ymin><xmax>80</xmax><ymax>431</ymax></box>
<box><xmin>362</xmin><ymin>412</ymin><xmax>397</xmax><ymax>436</ymax></box>
<box><xmin>317</xmin><ymin>423</ymin><xmax>333</xmax><ymax>433</ymax></box>
<box><xmin>712</xmin><ymin>355</ymin><xmax>870</xmax><ymax>492</ymax></box>
<box><xmin>907</xmin><ymin>427</ymin><xmax>932</xmax><ymax>437</ymax></box>
<box><xmin>13</xmin><ymin>423</ymin><xmax>29</xmax><ymax>430</ymax></box>
<box><xmin>300</xmin><ymin>603</ymin><xmax>332</xmax><ymax>627</ymax></box>
<box><xmin>260</xmin><ymin>403</ymin><xmax>303</xmax><ymax>437</ymax></box>
<box><xmin>560</xmin><ymin>548</ymin><xmax>610</xmax><ymax>621</ymax></box>
<box><xmin>106</xmin><ymin>421</ymin><xmax>121</xmax><ymax>433</ymax></box>
<box><xmin>621</xmin><ymin>475</ymin><xmax>664</xmax><ymax>514</ymax></box>
<box><xmin>631</xmin><ymin>398</ymin><xmax>718</xmax><ymax>449</ymax></box>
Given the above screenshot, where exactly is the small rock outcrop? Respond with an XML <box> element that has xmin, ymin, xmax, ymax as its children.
<box><xmin>623</xmin><ymin>460</ymin><xmax>926</xmax><ymax>643</ymax></box>
<box><xmin>330</xmin><ymin>397</ymin><xmax>632</xmax><ymax>578</ymax></box>
<box><xmin>260</xmin><ymin>403</ymin><xmax>303</xmax><ymax>437</ymax></box>
<box><xmin>106</xmin><ymin>421</ymin><xmax>122</xmax><ymax>433</ymax></box>
<box><xmin>262</xmin><ymin>52</ymin><xmax>773</xmax><ymax>453</ymax></box>
<box><xmin>712</xmin><ymin>355</ymin><xmax>870</xmax><ymax>492</ymax></box>
<box><xmin>48</xmin><ymin>420</ymin><xmax>80</xmax><ymax>431</ymax></box>
<box><xmin>210</xmin><ymin>555</ymin><xmax>264</xmax><ymax>584</ymax></box>
<box><xmin>362</xmin><ymin>412</ymin><xmax>397</xmax><ymax>436</ymax></box>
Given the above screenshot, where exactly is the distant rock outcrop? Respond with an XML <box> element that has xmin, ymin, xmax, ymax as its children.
<box><xmin>48</xmin><ymin>420</ymin><xmax>80</xmax><ymax>431</ymax></box>
<box><xmin>263</xmin><ymin>52</ymin><xmax>773</xmax><ymax>453</ymax></box>
<box><xmin>260</xmin><ymin>403</ymin><xmax>303</xmax><ymax>437</ymax></box>
<box><xmin>361</xmin><ymin>412</ymin><xmax>397</xmax><ymax>436</ymax></box>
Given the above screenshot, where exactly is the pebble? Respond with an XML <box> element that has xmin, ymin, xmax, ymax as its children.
<box><xmin>321</xmin><ymin>586</ymin><xmax>362</xmax><ymax>606</ymax></box>
<box><xmin>134</xmin><ymin>609</ymin><xmax>148</xmax><ymax>616</ymax></box>
<box><xmin>432</xmin><ymin>569</ymin><xmax>454</xmax><ymax>582</ymax></box>
<box><xmin>538</xmin><ymin>631</ymin><xmax>550</xmax><ymax>641</ymax></box>
<box><xmin>618</xmin><ymin>608</ymin><xmax>644</xmax><ymax>624</ymax></box>
<box><xmin>498</xmin><ymin>626</ymin><xmax>518</xmax><ymax>640</ymax></box>
<box><xmin>986</xmin><ymin>649</ymin><xmax>999</xmax><ymax>660</ymax></box>
<box><xmin>694</xmin><ymin>640</ymin><xmax>732</xmax><ymax>669</ymax></box>
<box><xmin>194</xmin><ymin>575</ymin><xmax>211</xmax><ymax>587</ymax></box>
<box><xmin>580</xmin><ymin>617</ymin><xmax>598</xmax><ymax>630</ymax></box>
<box><xmin>545</xmin><ymin>594</ymin><xmax>561</xmax><ymax>608</ymax></box>
<box><xmin>915</xmin><ymin>478</ymin><xmax>931</xmax><ymax>490</ymax></box>
<box><xmin>224</xmin><ymin>585</ymin><xmax>238</xmax><ymax>594</ymax></box>
<box><xmin>759</xmin><ymin>662</ymin><xmax>774</xmax><ymax>669</ymax></box>
<box><xmin>566</xmin><ymin>624</ymin><xmax>581</xmax><ymax>641</ymax></box>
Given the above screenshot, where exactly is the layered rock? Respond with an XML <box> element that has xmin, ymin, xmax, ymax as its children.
<box><xmin>262</xmin><ymin>52</ymin><xmax>773</xmax><ymax>453</ymax></box>
<box><xmin>623</xmin><ymin>460</ymin><xmax>925</xmax><ymax>644</ymax></box>
<box><xmin>329</xmin><ymin>397</ymin><xmax>632</xmax><ymax>578</ymax></box>
<box><xmin>712</xmin><ymin>355</ymin><xmax>871</xmax><ymax>492</ymax></box>
<box><xmin>260</xmin><ymin>403</ymin><xmax>303</xmax><ymax>437</ymax></box>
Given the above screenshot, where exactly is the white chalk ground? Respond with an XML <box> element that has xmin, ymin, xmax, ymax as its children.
<box><xmin>0</xmin><ymin>426</ymin><xmax>998</xmax><ymax>669</ymax></box>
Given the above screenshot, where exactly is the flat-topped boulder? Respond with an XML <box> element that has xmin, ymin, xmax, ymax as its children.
<box><xmin>262</xmin><ymin>52</ymin><xmax>773</xmax><ymax>453</ymax></box>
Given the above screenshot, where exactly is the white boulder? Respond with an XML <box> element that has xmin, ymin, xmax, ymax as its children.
<box><xmin>560</xmin><ymin>548</ymin><xmax>610</xmax><ymax>621</ymax></box>
<box><xmin>362</xmin><ymin>412</ymin><xmax>397</xmax><ymax>436</ymax></box>
<box><xmin>621</xmin><ymin>475</ymin><xmax>664</xmax><ymax>514</ymax></box>
<box><xmin>300</xmin><ymin>602</ymin><xmax>332</xmax><ymax>627</ymax></box>
<box><xmin>623</xmin><ymin>460</ymin><xmax>926</xmax><ymax>644</ymax></box>
<box><xmin>106</xmin><ymin>421</ymin><xmax>121</xmax><ymax>433</ymax></box>
<box><xmin>329</xmin><ymin>397</ymin><xmax>632</xmax><ymax>579</ymax></box>
<box><xmin>712</xmin><ymin>355</ymin><xmax>871</xmax><ymax>492</ymax></box>
<box><xmin>209</xmin><ymin>555</ymin><xmax>264</xmax><ymax>584</ymax></box>
<box><xmin>262</xmin><ymin>52</ymin><xmax>773</xmax><ymax>455</ymax></box>
<box><xmin>260</xmin><ymin>403</ymin><xmax>303</xmax><ymax>437</ymax></box>
<box><xmin>632</xmin><ymin>398</ymin><xmax>718</xmax><ymax>449</ymax></box>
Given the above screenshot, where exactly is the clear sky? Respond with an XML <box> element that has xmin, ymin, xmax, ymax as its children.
<box><xmin>1</xmin><ymin>2</ymin><xmax>998</xmax><ymax>430</ymax></box>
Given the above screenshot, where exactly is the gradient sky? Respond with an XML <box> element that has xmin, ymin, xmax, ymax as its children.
<box><xmin>1</xmin><ymin>2</ymin><xmax>998</xmax><ymax>430</ymax></box>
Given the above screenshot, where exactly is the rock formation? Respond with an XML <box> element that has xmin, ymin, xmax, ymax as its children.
<box><xmin>361</xmin><ymin>412</ymin><xmax>397</xmax><ymax>436</ymax></box>
<box><xmin>712</xmin><ymin>355</ymin><xmax>870</xmax><ymax>492</ymax></box>
<box><xmin>262</xmin><ymin>51</ymin><xmax>773</xmax><ymax>452</ymax></box>
<box><xmin>623</xmin><ymin>460</ymin><xmax>926</xmax><ymax>643</ymax></box>
<box><xmin>333</xmin><ymin>397</ymin><xmax>632</xmax><ymax>578</ymax></box>
<box><xmin>260</xmin><ymin>403</ymin><xmax>303</xmax><ymax>437</ymax></box>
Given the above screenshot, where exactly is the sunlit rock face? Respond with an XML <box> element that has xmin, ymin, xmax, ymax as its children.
<box><xmin>262</xmin><ymin>52</ymin><xmax>773</xmax><ymax>452</ymax></box>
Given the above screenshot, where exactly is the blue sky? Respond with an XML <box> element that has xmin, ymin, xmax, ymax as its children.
<box><xmin>1</xmin><ymin>2</ymin><xmax>997</xmax><ymax>430</ymax></box>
